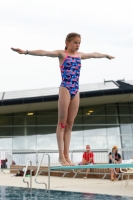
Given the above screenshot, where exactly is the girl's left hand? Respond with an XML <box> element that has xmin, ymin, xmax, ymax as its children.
<box><xmin>106</xmin><ymin>55</ymin><xmax>115</xmax><ymax>60</ymax></box>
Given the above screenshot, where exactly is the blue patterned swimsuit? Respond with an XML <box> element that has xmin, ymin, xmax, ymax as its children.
<box><xmin>60</xmin><ymin>51</ymin><xmax>81</xmax><ymax>98</ymax></box>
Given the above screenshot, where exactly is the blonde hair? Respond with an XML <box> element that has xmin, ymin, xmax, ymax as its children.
<box><xmin>65</xmin><ymin>32</ymin><xmax>81</xmax><ymax>50</ymax></box>
<box><xmin>112</xmin><ymin>146</ymin><xmax>118</xmax><ymax>151</ymax></box>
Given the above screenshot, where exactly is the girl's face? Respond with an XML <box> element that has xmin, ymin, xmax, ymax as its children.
<box><xmin>113</xmin><ymin>149</ymin><xmax>117</xmax><ymax>154</ymax></box>
<box><xmin>66</xmin><ymin>37</ymin><xmax>81</xmax><ymax>52</ymax></box>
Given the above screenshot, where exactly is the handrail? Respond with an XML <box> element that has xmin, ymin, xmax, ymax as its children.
<box><xmin>23</xmin><ymin>160</ymin><xmax>32</xmax><ymax>191</ymax></box>
<box><xmin>36</xmin><ymin>149</ymin><xmax>58</xmax><ymax>167</ymax></box>
<box><xmin>35</xmin><ymin>153</ymin><xmax>50</xmax><ymax>191</ymax></box>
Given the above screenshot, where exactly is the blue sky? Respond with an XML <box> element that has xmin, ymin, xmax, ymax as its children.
<box><xmin>0</xmin><ymin>0</ymin><xmax>133</xmax><ymax>92</ymax></box>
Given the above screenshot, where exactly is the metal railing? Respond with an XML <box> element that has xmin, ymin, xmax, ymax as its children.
<box><xmin>70</xmin><ymin>148</ymin><xmax>133</xmax><ymax>179</ymax></box>
<box><xmin>23</xmin><ymin>160</ymin><xmax>32</xmax><ymax>191</ymax></box>
<box><xmin>37</xmin><ymin>150</ymin><xmax>59</xmax><ymax>167</ymax></box>
<box><xmin>71</xmin><ymin>149</ymin><xmax>109</xmax><ymax>164</ymax></box>
<box><xmin>35</xmin><ymin>153</ymin><xmax>50</xmax><ymax>200</ymax></box>
<box><xmin>12</xmin><ymin>150</ymin><xmax>37</xmax><ymax>166</ymax></box>
<box><xmin>0</xmin><ymin>148</ymin><xmax>133</xmax><ymax>179</ymax></box>
<box><xmin>36</xmin><ymin>150</ymin><xmax>70</xmax><ymax>177</ymax></box>
<box><xmin>0</xmin><ymin>149</ymin><xmax>37</xmax><ymax>171</ymax></box>
<box><xmin>71</xmin><ymin>149</ymin><xmax>110</xmax><ymax>178</ymax></box>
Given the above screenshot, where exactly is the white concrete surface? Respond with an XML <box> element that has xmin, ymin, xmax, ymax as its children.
<box><xmin>0</xmin><ymin>170</ymin><xmax>133</xmax><ymax>197</ymax></box>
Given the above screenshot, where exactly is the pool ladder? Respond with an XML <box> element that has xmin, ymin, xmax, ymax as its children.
<box><xmin>35</xmin><ymin>153</ymin><xmax>50</xmax><ymax>191</ymax></box>
<box><xmin>23</xmin><ymin>160</ymin><xmax>32</xmax><ymax>190</ymax></box>
<box><xmin>23</xmin><ymin>155</ymin><xmax>50</xmax><ymax>190</ymax></box>
<box><xmin>23</xmin><ymin>155</ymin><xmax>50</xmax><ymax>199</ymax></box>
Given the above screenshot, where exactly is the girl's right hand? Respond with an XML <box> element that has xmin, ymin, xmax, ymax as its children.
<box><xmin>11</xmin><ymin>48</ymin><xmax>26</xmax><ymax>54</ymax></box>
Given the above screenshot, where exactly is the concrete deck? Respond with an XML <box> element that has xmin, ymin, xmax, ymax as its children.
<box><xmin>0</xmin><ymin>170</ymin><xmax>133</xmax><ymax>197</ymax></box>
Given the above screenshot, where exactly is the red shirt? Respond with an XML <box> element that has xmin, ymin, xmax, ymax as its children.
<box><xmin>83</xmin><ymin>151</ymin><xmax>94</xmax><ymax>164</ymax></box>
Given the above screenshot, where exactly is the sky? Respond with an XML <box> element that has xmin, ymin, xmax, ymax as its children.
<box><xmin>0</xmin><ymin>0</ymin><xmax>133</xmax><ymax>92</ymax></box>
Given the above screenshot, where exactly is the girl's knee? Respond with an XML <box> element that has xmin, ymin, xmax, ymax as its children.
<box><xmin>58</xmin><ymin>119</ymin><xmax>67</xmax><ymax>129</ymax></box>
<box><xmin>66</xmin><ymin>121</ymin><xmax>74</xmax><ymax>130</ymax></box>
<box><xmin>58</xmin><ymin>119</ymin><xmax>74</xmax><ymax>130</ymax></box>
<box><xmin>60</xmin><ymin>122</ymin><xmax>65</xmax><ymax>128</ymax></box>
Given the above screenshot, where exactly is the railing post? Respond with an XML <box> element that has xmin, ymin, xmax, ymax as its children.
<box><xmin>23</xmin><ymin>160</ymin><xmax>32</xmax><ymax>191</ymax></box>
<box><xmin>35</xmin><ymin>153</ymin><xmax>50</xmax><ymax>192</ymax></box>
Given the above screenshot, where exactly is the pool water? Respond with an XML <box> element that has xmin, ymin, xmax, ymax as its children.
<box><xmin>0</xmin><ymin>186</ymin><xmax>133</xmax><ymax>200</ymax></box>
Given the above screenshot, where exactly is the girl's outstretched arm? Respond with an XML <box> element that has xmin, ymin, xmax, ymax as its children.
<box><xmin>11</xmin><ymin>48</ymin><xmax>62</xmax><ymax>58</ymax></box>
<box><xmin>79</xmin><ymin>52</ymin><xmax>115</xmax><ymax>60</ymax></box>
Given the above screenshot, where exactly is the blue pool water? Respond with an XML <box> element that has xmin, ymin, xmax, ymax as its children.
<box><xmin>0</xmin><ymin>186</ymin><xmax>133</xmax><ymax>200</ymax></box>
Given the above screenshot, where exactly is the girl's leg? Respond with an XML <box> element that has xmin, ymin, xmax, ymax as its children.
<box><xmin>56</xmin><ymin>87</ymin><xmax>70</xmax><ymax>165</ymax></box>
<box><xmin>63</xmin><ymin>92</ymin><xmax>80</xmax><ymax>165</ymax></box>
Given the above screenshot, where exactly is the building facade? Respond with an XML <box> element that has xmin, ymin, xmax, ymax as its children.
<box><xmin>0</xmin><ymin>80</ymin><xmax>133</xmax><ymax>151</ymax></box>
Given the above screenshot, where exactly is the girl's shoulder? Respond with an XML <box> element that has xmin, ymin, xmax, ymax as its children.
<box><xmin>58</xmin><ymin>50</ymin><xmax>68</xmax><ymax>58</ymax></box>
<box><xmin>76</xmin><ymin>51</ymin><xmax>82</xmax><ymax>58</ymax></box>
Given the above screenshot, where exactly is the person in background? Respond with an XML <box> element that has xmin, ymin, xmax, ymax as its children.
<box><xmin>81</xmin><ymin>145</ymin><xmax>94</xmax><ymax>179</ymax></box>
<box><xmin>109</xmin><ymin>146</ymin><xmax>122</xmax><ymax>181</ymax></box>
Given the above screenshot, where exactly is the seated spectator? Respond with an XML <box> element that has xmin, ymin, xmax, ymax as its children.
<box><xmin>81</xmin><ymin>145</ymin><xmax>94</xmax><ymax>179</ymax></box>
<box><xmin>15</xmin><ymin>167</ymin><xmax>35</xmax><ymax>176</ymax></box>
<box><xmin>15</xmin><ymin>169</ymin><xmax>24</xmax><ymax>176</ymax></box>
<box><xmin>109</xmin><ymin>146</ymin><xmax>122</xmax><ymax>181</ymax></box>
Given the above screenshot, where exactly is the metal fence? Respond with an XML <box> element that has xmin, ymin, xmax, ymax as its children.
<box><xmin>0</xmin><ymin>149</ymin><xmax>61</xmax><ymax>170</ymax></box>
<box><xmin>0</xmin><ymin>150</ymin><xmax>37</xmax><ymax>169</ymax></box>
<box><xmin>117</xmin><ymin>149</ymin><xmax>133</xmax><ymax>160</ymax></box>
<box><xmin>37</xmin><ymin>150</ymin><xmax>60</xmax><ymax>167</ymax></box>
<box><xmin>0</xmin><ymin>148</ymin><xmax>133</xmax><ymax>172</ymax></box>
<box><xmin>71</xmin><ymin>149</ymin><xmax>109</xmax><ymax>164</ymax></box>
<box><xmin>12</xmin><ymin>150</ymin><xmax>37</xmax><ymax>166</ymax></box>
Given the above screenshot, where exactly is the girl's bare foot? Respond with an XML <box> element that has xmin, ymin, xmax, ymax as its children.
<box><xmin>58</xmin><ymin>158</ymin><xmax>70</xmax><ymax>166</ymax></box>
<box><xmin>65</xmin><ymin>157</ymin><xmax>75</xmax><ymax>166</ymax></box>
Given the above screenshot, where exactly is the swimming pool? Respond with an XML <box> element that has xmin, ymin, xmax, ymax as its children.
<box><xmin>0</xmin><ymin>186</ymin><xmax>133</xmax><ymax>200</ymax></box>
